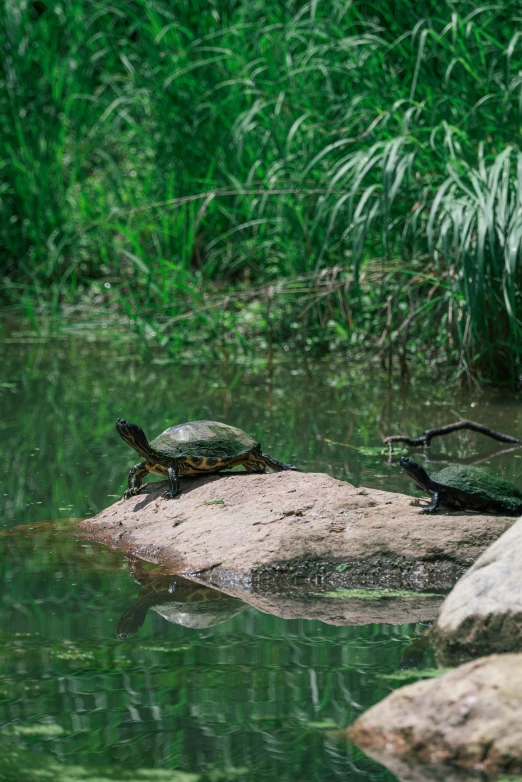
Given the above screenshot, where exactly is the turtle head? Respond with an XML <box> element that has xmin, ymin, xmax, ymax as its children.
<box><xmin>116</xmin><ymin>419</ymin><xmax>152</xmax><ymax>458</ymax></box>
<box><xmin>400</xmin><ymin>456</ymin><xmax>432</xmax><ymax>490</ymax></box>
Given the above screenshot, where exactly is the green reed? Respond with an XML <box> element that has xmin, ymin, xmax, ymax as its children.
<box><xmin>1</xmin><ymin>0</ymin><xmax>521</xmax><ymax>377</ymax></box>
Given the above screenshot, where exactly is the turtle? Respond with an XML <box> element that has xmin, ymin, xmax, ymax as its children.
<box><xmin>116</xmin><ymin>418</ymin><xmax>298</xmax><ymax>500</ymax></box>
<box><xmin>400</xmin><ymin>456</ymin><xmax>522</xmax><ymax>515</ymax></box>
<box><xmin>116</xmin><ymin>562</ymin><xmax>246</xmax><ymax>637</ymax></box>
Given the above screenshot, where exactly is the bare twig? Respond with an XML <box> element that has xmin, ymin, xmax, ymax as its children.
<box><xmin>384</xmin><ymin>419</ymin><xmax>522</xmax><ymax>458</ymax></box>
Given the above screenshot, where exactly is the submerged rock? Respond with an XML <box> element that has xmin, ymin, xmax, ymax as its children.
<box><xmin>432</xmin><ymin>516</ymin><xmax>522</xmax><ymax>663</ymax></box>
<box><xmin>348</xmin><ymin>654</ymin><xmax>522</xmax><ymax>774</ymax></box>
<box><xmin>79</xmin><ymin>471</ymin><xmax>513</xmax><ymax>592</ymax></box>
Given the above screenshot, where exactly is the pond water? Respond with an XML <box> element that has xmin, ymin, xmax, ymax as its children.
<box><xmin>1</xmin><ymin>333</ymin><xmax>521</xmax><ymax>782</ymax></box>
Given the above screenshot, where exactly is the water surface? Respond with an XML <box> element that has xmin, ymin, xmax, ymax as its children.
<box><xmin>1</xmin><ymin>335</ymin><xmax>521</xmax><ymax>781</ymax></box>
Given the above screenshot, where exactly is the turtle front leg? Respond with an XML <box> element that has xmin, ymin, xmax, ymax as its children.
<box><xmin>124</xmin><ymin>462</ymin><xmax>149</xmax><ymax>500</ymax></box>
<box><xmin>164</xmin><ymin>465</ymin><xmax>180</xmax><ymax>499</ymax></box>
<box><xmin>419</xmin><ymin>491</ymin><xmax>440</xmax><ymax>514</ymax></box>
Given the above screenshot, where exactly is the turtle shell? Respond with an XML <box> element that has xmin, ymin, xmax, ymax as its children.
<box><xmin>150</xmin><ymin>420</ymin><xmax>258</xmax><ymax>460</ymax></box>
<box><xmin>116</xmin><ymin>574</ymin><xmax>247</xmax><ymax>636</ymax></box>
<box><xmin>430</xmin><ymin>465</ymin><xmax>522</xmax><ymax>512</ymax></box>
<box><xmin>151</xmin><ymin>595</ymin><xmax>247</xmax><ymax>629</ymax></box>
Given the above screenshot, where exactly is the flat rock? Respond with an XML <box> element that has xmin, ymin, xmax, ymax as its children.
<box><xmin>432</xmin><ymin>516</ymin><xmax>522</xmax><ymax>663</ymax></box>
<box><xmin>348</xmin><ymin>654</ymin><xmax>522</xmax><ymax>774</ymax></box>
<box><xmin>79</xmin><ymin>471</ymin><xmax>513</xmax><ymax>593</ymax></box>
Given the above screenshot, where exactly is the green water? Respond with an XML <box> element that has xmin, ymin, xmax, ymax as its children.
<box><xmin>1</xmin><ymin>334</ymin><xmax>522</xmax><ymax>782</ymax></box>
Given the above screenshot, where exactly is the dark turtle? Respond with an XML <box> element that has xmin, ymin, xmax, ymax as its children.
<box><xmin>400</xmin><ymin>456</ymin><xmax>522</xmax><ymax>515</ymax></box>
<box><xmin>116</xmin><ymin>563</ymin><xmax>246</xmax><ymax>637</ymax></box>
<box><xmin>116</xmin><ymin>418</ymin><xmax>298</xmax><ymax>500</ymax></box>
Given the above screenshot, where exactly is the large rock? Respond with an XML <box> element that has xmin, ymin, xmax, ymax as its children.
<box><xmin>348</xmin><ymin>654</ymin><xmax>522</xmax><ymax>774</ymax></box>
<box><xmin>78</xmin><ymin>471</ymin><xmax>512</xmax><ymax>593</ymax></box>
<box><xmin>432</xmin><ymin>516</ymin><xmax>522</xmax><ymax>662</ymax></box>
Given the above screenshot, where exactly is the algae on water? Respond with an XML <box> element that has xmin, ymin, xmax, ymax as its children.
<box><xmin>381</xmin><ymin>667</ymin><xmax>451</xmax><ymax>683</ymax></box>
<box><xmin>312</xmin><ymin>588</ymin><xmax>443</xmax><ymax>600</ymax></box>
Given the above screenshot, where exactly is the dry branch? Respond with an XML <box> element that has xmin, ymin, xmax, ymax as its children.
<box><xmin>384</xmin><ymin>419</ymin><xmax>522</xmax><ymax>457</ymax></box>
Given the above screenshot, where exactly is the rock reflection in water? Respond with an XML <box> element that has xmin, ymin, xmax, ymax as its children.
<box><xmin>116</xmin><ymin>557</ymin><xmax>247</xmax><ymax>637</ymax></box>
<box><xmin>358</xmin><ymin>750</ymin><xmax>512</xmax><ymax>782</ymax></box>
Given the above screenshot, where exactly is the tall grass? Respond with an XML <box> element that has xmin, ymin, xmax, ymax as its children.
<box><xmin>1</xmin><ymin>0</ymin><xmax>522</xmax><ymax>377</ymax></box>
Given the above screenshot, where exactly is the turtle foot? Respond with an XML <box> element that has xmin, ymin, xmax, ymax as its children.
<box><xmin>163</xmin><ymin>489</ymin><xmax>179</xmax><ymax>500</ymax></box>
<box><xmin>123</xmin><ymin>488</ymin><xmax>141</xmax><ymax>501</ymax></box>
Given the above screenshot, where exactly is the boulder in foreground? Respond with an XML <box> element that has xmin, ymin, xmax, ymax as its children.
<box><xmin>79</xmin><ymin>471</ymin><xmax>513</xmax><ymax>592</ymax></box>
<box><xmin>348</xmin><ymin>654</ymin><xmax>522</xmax><ymax>774</ymax></box>
<box><xmin>432</xmin><ymin>516</ymin><xmax>522</xmax><ymax>662</ymax></box>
